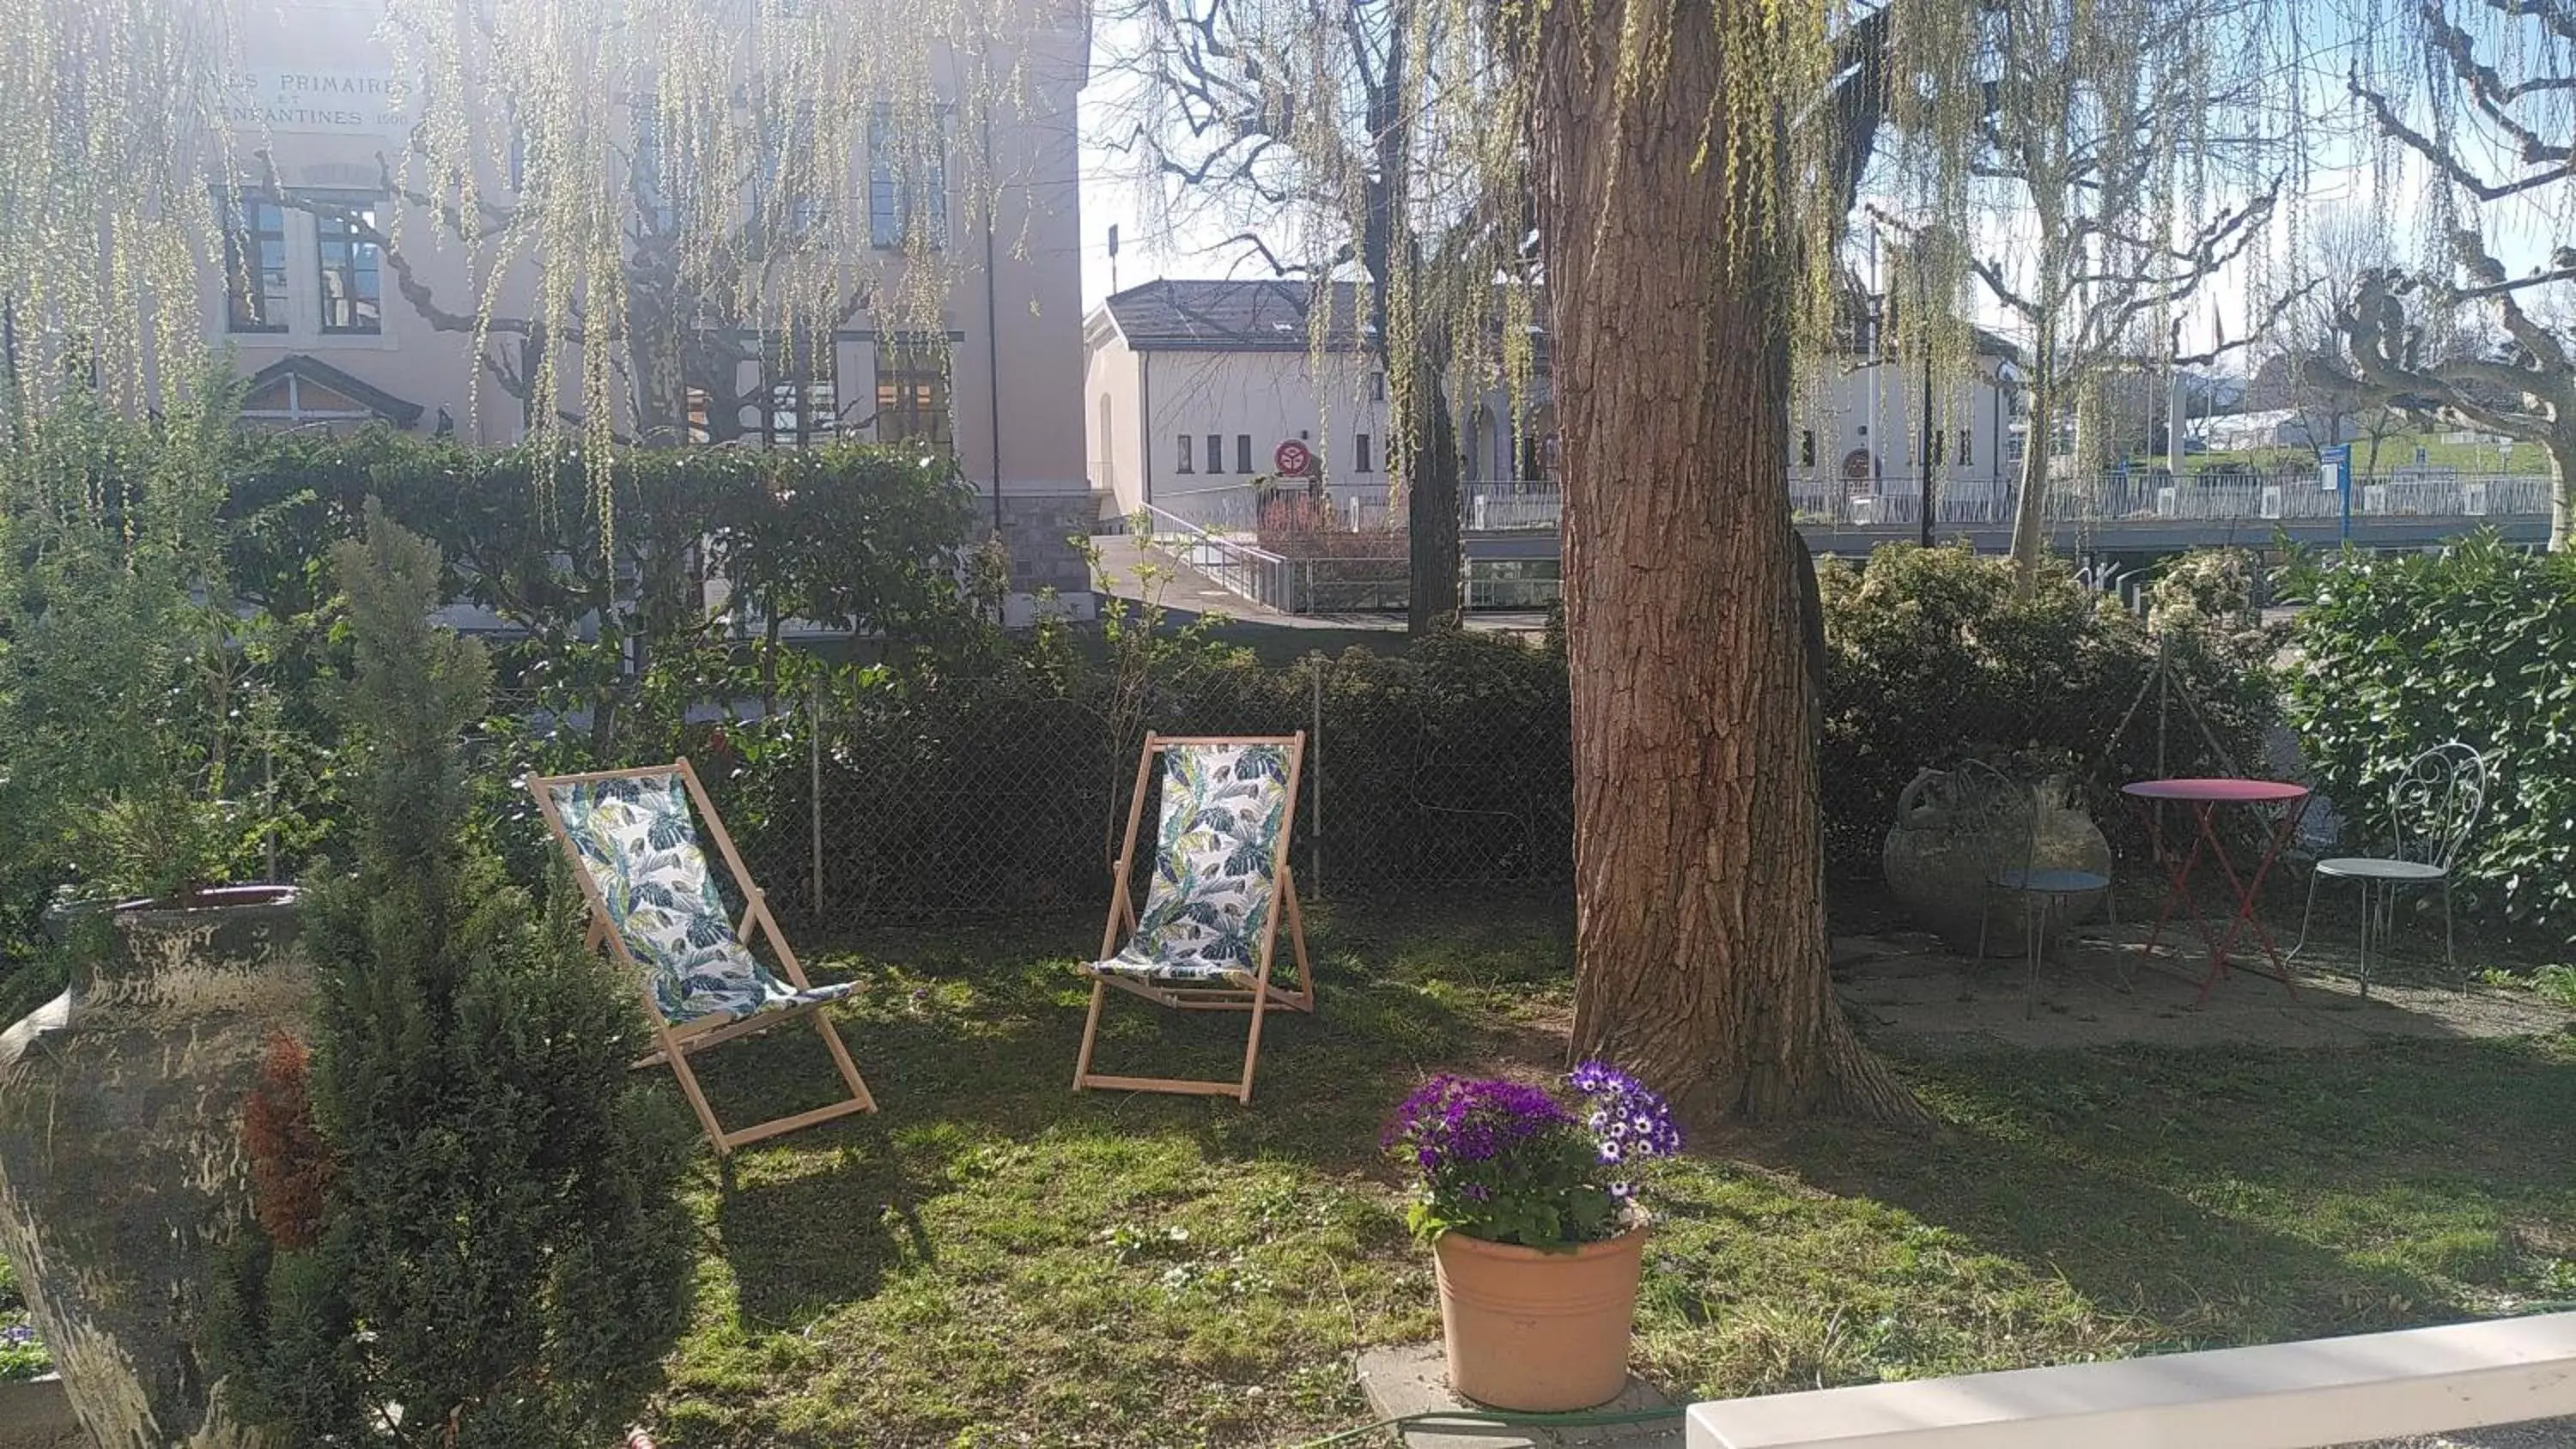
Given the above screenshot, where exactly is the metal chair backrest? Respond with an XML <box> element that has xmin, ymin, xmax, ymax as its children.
<box><xmin>2385</xmin><ymin>742</ymin><xmax>2488</xmax><ymax>870</ymax></box>
<box><xmin>1948</xmin><ymin>759</ymin><xmax>2038</xmax><ymax>885</ymax></box>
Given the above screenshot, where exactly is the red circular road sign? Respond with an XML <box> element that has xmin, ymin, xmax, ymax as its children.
<box><xmin>1274</xmin><ymin>440</ymin><xmax>1313</xmax><ymax>476</ymax></box>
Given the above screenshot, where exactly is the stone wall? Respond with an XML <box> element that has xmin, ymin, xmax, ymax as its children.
<box><xmin>993</xmin><ymin>492</ymin><xmax>1100</xmax><ymax>620</ymax></box>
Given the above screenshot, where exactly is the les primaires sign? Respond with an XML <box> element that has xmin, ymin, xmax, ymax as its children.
<box><xmin>228</xmin><ymin>70</ymin><xmax>402</xmax><ymax>135</ymax></box>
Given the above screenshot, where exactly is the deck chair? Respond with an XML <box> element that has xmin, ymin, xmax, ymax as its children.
<box><xmin>526</xmin><ymin>760</ymin><xmax>878</xmax><ymax>1156</ymax></box>
<box><xmin>1072</xmin><ymin>733</ymin><xmax>1314</xmax><ymax>1104</ymax></box>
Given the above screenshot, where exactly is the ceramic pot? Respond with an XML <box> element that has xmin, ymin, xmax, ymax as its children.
<box><xmin>1431</xmin><ymin>1219</ymin><xmax>1648</xmax><ymax>1412</ymax></box>
<box><xmin>0</xmin><ymin>885</ymin><xmax>307</xmax><ymax>1449</ymax></box>
<box><xmin>1882</xmin><ymin>770</ymin><xmax>2113</xmax><ymax>954</ymax></box>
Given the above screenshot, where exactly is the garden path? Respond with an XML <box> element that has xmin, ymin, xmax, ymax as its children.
<box><xmin>1833</xmin><ymin>927</ymin><xmax>2574</xmax><ymax>1053</ymax></box>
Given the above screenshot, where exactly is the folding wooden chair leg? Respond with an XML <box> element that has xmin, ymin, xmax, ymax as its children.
<box><xmin>663</xmin><ymin>1042</ymin><xmax>732</xmax><ymax>1155</ymax></box>
<box><xmin>810</xmin><ymin>1011</ymin><xmax>878</xmax><ymax>1113</ymax></box>
<box><xmin>1279</xmin><ymin>869</ymin><xmax>1316</xmax><ymax>1010</ymax></box>
<box><xmin>1236</xmin><ymin>981</ymin><xmax>1269</xmax><ymax>1105</ymax></box>
<box><xmin>1071</xmin><ymin>978</ymin><xmax>1109</xmax><ymax>1092</ymax></box>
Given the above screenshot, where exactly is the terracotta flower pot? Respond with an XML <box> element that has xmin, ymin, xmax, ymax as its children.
<box><xmin>0</xmin><ymin>885</ymin><xmax>307</xmax><ymax>1449</ymax></box>
<box><xmin>1432</xmin><ymin>1218</ymin><xmax>1648</xmax><ymax>1412</ymax></box>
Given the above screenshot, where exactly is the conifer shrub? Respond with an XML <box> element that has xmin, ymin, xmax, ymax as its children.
<box><xmin>211</xmin><ymin>504</ymin><xmax>694</xmax><ymax>1448</ymax></box>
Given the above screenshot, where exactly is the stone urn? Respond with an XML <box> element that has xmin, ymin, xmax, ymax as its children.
<box><xmin>0</xmin><ymin>886</ymin><xmax>309</xmax><ymax>1449</ymax></box>
<box><xmin>1882</xmin><ymin>770</ymin><xmax>2113</xmax><ymax>955</ymax></box>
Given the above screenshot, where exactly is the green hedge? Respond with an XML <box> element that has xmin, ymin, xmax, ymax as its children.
<box><xmin>2286</xmin><ymin>534</ymin><xmax>2576</xmax><ymax>942</ymax></box>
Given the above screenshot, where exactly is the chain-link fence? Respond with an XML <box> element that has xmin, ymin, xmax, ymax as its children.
<box><xmin>719</xmin><ymin>647</ymin><xmax>1577</xmax><ymax>926</ymax></box>
<box><xmin>465</xmin><ymin>546</ymin><xmax>2285</xmax><ymax>930</ymax></box>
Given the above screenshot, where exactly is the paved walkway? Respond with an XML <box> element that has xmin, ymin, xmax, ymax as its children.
<box><xmin>1833</xmin><ymin>922</ymin><xmax>2573</xmax><ymax>1052</ymax></box>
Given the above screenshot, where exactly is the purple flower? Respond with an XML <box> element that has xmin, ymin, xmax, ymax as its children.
<box><xmin>1568</xmin><ymin>1059</ymin><xmax>1683</xmax><ymax>1162</ymax></box>
<box><xmin>0</xmin><ymin>1325</ymin><xmax>33</xmax><ymax>1347</ymax></box>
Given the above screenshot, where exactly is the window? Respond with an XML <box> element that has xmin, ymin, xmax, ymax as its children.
<box><xmin>1800</xmin><ymin>429</ymin><xmax>1815</xmax><ymax>467</ymax></box>
<box><xmin>681</xmin><ymin>343</ymin><xmax>839</xmax><ymax>446</ymax></box>
<box><xmin>1236</xmin><ymin>434</ymin><xmax>1252</xmax><ymax>474</ymax></box>
<box><xmin>313</xmin><ymin>203</ymin><xmax>381</xmax><ymax>335</ymax></box>
<box><xmin>1205</xmin><ymin>433</ymin><xmax>1224</xmax><ymax>474</ymax></box>
<box><xmin>1176</xmin><ymin>434</ymin><xmax>1194</xmax><ymax>473</ymax></box>
<box><xmin>1371</xmin><ymin>372</ymin><xmax>1385</xmax><ymax>402</ymax></box>
<box><xmin>760</xmin><ymin>105</ymin><xmax>823</xmax><ymax>238</ymax></box>
<box><xmin>1957</xmin><ymin>429</ymin><xmax>1972</xmax><ymax>466</ymax></box>
<box><xmin>1356</xmin><ymin>433</ymin><xmax>1373</xmax><ymax>473</ymax></box>
<box><xmin>869</xmin><ymin>103</ymin><xmax>950</xmax><ymax>250</ymax></box>
<box><xmin>633</xmin><ymin>105</ymin><xmax>678</xmax><ymax>233</ymax></box>
<box><xmin>873</xmin><ymin>341</ymin><xmax>952</xmax><ymax>453</ymax></box>
<box><xmin>1926</xmin><ymin>427</ymin><xmax>1946</xmax><ymax>465</ymax></box>
<box><xmin>222</xmin><ymin>197</ymin><xmax>289</xmax><ymax>334</ymax></box>
<box><xmin>239</xmin><ymin>372</ymin><xmax>381</xmax><ymax>430</ymax></box>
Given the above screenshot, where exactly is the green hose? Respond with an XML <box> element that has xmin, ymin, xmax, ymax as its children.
<box><xmin>1294</xmin><ymin>1403</ymin><xmax>1684</xmax><ymax>1447</ymax></box>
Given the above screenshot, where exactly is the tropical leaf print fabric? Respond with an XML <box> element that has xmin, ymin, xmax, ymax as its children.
<box><xmin>1092</xmin><ymin>743</ymin><xmax>1291</xmax><ymax>988</ymax></box>
<box><xmin>548</xmin><ymin>773</ymin><xmax>855</xmax><ymax>1026</ymax></box>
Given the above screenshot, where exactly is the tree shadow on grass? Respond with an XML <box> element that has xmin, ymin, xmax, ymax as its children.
<box><xmin>654</xmin><ymin>898</ymin><xmax>1569</xmax><ymax>1327</ymax></box>
<box><xmin>1757</xmin><ymin>1034</ymin><xmax>2576</xmax><ymax>1351</ymax></box>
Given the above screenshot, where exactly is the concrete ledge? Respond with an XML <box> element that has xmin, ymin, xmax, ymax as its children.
<box><xmin>1688</xmin><ymin>1313</ymin><xmax>2576</xmax><ymax>1449</ymax></box>
<box><xmin>0</xmin><ymin>1376</ymin><xmax>84</xmax><ymax>1449</ymax></box>
<box><xmin>1360</xmin><ymin>1343</ymin><xmax>1681</xmax><ymax>1448</ymax></box>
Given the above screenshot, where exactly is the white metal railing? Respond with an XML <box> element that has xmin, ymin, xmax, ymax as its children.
<box><xmin>1689</xmin><ymin>1312</ymin><xmax>2576</xmax><ymax>1449</ymax></box>
<box><xmin>1168</xmin><ymin>471</ymin><xmax>2553</xmax><ymax>539</ymax></box>
<box><xmin>1779</xmin><ymin>470</ymin><xmax>2557</xmax><ymax>530</ymax></box>
<box><xmin>1135</xmin><ymin>501</ymin><xmax>1291</xmax><ymax>609</ymax></box>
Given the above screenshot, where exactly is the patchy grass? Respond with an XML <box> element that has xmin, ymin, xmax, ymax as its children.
<box><xmin>654</xmin><ymin>899</ymin><xmax>2576</xmax><ymax>1448</ymax></box>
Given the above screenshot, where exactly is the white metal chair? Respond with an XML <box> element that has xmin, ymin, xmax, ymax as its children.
<box><xmin>1962</xmin><ymin>761</ymin><xmax>2116</xmax><ymax>1019</ymax></box>
<box><xmin>2292</xmin><ymin>742</ymin><xmax>2488</xmax><ymax>997</ymax></box>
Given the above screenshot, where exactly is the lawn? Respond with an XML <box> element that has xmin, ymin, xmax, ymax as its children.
<box><xmin>656</xmin><ymin>898</ymin><xmax>2576</xmax><ymax>1449</ymax></box>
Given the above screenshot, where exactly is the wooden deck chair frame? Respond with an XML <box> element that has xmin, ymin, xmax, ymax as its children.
<box><xmin>1072</xmin><ymin>732</ymin><xmax>1315</xmax><ymax>1104</ymax></box>
<box><xmin>526</xmin><ymin>758</ymin><xmax>878</xmax><ymax>1156</ymax></box>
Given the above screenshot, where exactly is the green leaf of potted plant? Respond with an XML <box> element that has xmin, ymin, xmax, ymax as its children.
<box><xmin>1382</xmin><ymin>1063</ymin><xmax>1682</xmax><ymax>1411</ymax></box>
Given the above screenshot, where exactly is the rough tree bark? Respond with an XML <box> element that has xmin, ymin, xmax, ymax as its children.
<box><xmin>1408</xmin><ymin>373</ymin><xmax>1464</xmax><ymax>631</ymax></box>
<box><xmin>1533</xmin><ymin>0</ymin><xmax>1925</xmax><ymax>1123</ymax></box>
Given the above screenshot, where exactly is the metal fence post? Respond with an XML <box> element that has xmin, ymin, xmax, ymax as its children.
<box><xmin>1309</xmin><ymin>650</ymin><xmax>1325</xmax><ymax>900</ymax></box>
<box><xmin>810</xmin><ymin>676</ymin><xmax>825</xmax><ymax>918</ymax></box>
<box><xmin>263</xmin><ymin>744</ymin><xmax>277</xmax><ymax>883</ymax></box>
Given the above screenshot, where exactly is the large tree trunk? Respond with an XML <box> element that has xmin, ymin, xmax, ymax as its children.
<box><xmin>2549</xmin><ymin>433</ymin><xmax>2573</xmax><ymax>552</ymax></box>
<box><xmin>1532</xmin><ymin>0</ymin><xmax>1923</xmax><ymax>1124</ymax></box>
<box><xmin>1408</xmin><ymin>377</ymin><xmax>1463</xmax><ymax>633</ymax></box>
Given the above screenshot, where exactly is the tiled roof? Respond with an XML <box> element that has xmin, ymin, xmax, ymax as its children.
<box><xmin>1101</xmin><ymin>279</ymin><xmax>1388</xmax><ymax>351</ymax></box>
<box><xmin>1099</xmin><ymin>276</ymin><xmax>2012</xmax><ymax>363</ymax></box>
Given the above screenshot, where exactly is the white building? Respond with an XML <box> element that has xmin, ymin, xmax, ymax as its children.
<box><xmin>1084</xmin><ymin>280</ymin><xmax>1549</xmax><ymax>524</ymax></box>
<box><xmin>1787</xmin><ymin>335</ymin><xmax>2020</xmax><ymax>500</ymax></box>
<box><xmin>192</xmin><ymin>0</ymin><xmax>1096</xmax><ymax>621</ymax></box>
<box><xmin>1085</xmin><ymin>278</ymin><xmax>2014</xmax><ymax>524</ymax></box>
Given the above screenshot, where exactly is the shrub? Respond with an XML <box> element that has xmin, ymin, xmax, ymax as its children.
<box><xmin>0</xmin><ymin>1256</ymin><xmax>46</xmax><ymax>1382</ymax></box>
<box><xmin>1817</xmin><ymin>544</ymin><xmax>2275</xmax><ymax>874</ymax></box>
<box><xmin>210</xmin><ymin>506</ymin><xmax>694</xmax><ymax>1447</ymax></box>
<box><xmin>240</xmin><ymin>1033</ymin><xmax>333</xmax><ymax>1252</ymax></box>
<box><xmin>2283</xmin><ymin>534</ymin><xmax>2576</xmax><ymax>942</ymax></box>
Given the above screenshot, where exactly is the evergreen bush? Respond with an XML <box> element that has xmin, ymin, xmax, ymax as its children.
<box><xmin>211</xmin><ymin>504</ymin><xmax>694</xmax><ymax>1447</ymax></box>
<box><xmin>2284</xmin><ymin>533</ymin><xmax>2576</xmax><ymax>942</ymax></box>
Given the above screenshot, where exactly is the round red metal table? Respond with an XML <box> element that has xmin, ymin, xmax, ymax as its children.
<box><xmin>2121</xmin><ymin>778</ymin><xmax>2312</xmax><ymax>1003</ymax></box>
